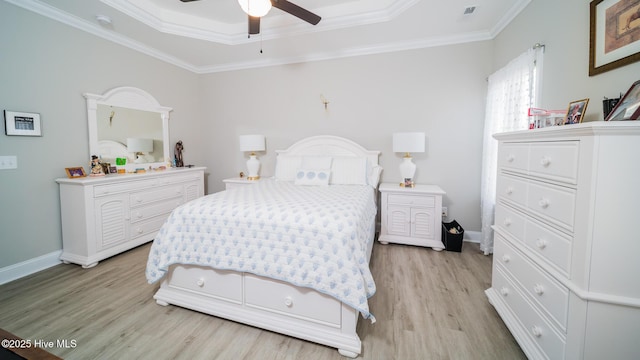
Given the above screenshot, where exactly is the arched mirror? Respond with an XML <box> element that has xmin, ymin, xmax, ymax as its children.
<box><xmin>85</xmin><ymin>87</ymin><xmax>171</xmax><ymax>171</ymax></box>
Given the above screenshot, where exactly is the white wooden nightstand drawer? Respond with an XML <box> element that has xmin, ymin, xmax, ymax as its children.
<box><xmin>528</xmin><ymin>142</ymin><xmax>579</xmax><ymax>184</ymax></box>
<box><xmin>387</xmin><ymin>194</ymin><xmax>435</xmax><ymax>207</ymax></box>
<box><xmin>495</xmin><ymin>236</ymin><xmax>569</xmax><ymax>331</ymax></box>
<box><xmin>492</xmin><ymin>266</ymin><xmax>566</xmax><ymax>359</ymax></box>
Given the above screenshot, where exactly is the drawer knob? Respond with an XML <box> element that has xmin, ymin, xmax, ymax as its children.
<box><xmin>501</xmin><ymin>254</ymin><xmax>511</xmax><ymax>263</ymax></box>
<box><xmin>540</xmin><ymin>157</ymin><xmax>551</xmax><ymax>167</ymax></box>
<box><xmin>533</xmin><ymin>284</ymin><xmax>545</xmax><ymax>295</ymax></box>
<box><xmin>536</xmin><ymin>239</ymin><xmax>547</xmax><ymax>250</ymax></box>
<box><xmin>284</xmin><ymin>296</ymin><xmax>293</xmax><ymax>307</ymax></box>
<box><xmin>507</xmin><ymin>154</ymin><xmax>515</xmax><ymax>163</ymax></box>
<box><xmin>538</xmin><ymin>198</ymin><xmax>550</xmax><ymax>209</ymax></box>
<box><xmin>500</xmin><ymin>287</ymin><xmax>509</xmax><ymax>296</ymax></box>
<box><xmin>503</xmin><ymin>217</ymin><xmax>512</xmax><ymax>227</ymax></box>
<box><xmin>136</xmin><ymin>197</ymin><xmax>142</xmax><ymax>203</ymax></box>
<box><xmin>196</xmin><ymin>278</ymin><xmax>205</xmax><ymax>287</ymax></box>
<box><xmin>136</xmin><ymin>228</ymin><xmax>143</xmax><ymax>234</ymax></box>
<box><xmin>531</xmin><ymin>326</ymin><xmax>543</xmax><ymax>338</ymax></box>
<box><xmin>506</xmin><ymin>187</ymin><xmax>514</xmax><ymax>195</ymax></box>
<box><xmin>136</xmin><ymin>212</ymin><xmax>143</xmax><ymax>218</ymax></box>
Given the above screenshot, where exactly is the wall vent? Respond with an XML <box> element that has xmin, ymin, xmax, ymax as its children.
<box><xmin>463</xmin><ymin>6</ymin><xmax>476</xmax><ymax>15</ymax></box>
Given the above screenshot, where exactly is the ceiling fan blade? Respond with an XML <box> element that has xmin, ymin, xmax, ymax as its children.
<box><xmin>271</xmin><ymin>0</ymin><xmax>321</xmax><ymax>25</ymax></box>
<box><xmin>248</xmin><ymin>15</ymin><xmax>260</xmax><ymax>35</ymax></box>
<box><xmin>179</xmin><ymin>0</ymin><xmax>200</xmax><ymax>2</ymax></box>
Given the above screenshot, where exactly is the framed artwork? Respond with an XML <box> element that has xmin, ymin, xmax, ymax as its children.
<box><xmin>65</xmin><ymin>167</ymin><xmax>87</xmax><ymax>178</ymax></box>
<box><xmin>590</xmin><ymin>0</ymin><xmax>640</xmax><ymax>76</ymax></box>
<box><xmin>605</xmin><ymin>79</ymin><xmax>640</xmax><ymax>120</ymax></box>
<box><xmin>564</xmin><ymin>99</ymin><xmax>590</xmax><ymax>125</ymax></box>
<box><xmin>4</xmin><ymin>110</ymin><xmax>42</xmax><ymax>136</ymax></box>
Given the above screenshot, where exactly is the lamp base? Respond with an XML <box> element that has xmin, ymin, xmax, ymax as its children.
<box><xmin>398</xmin><ymin>156</ymin><xmax>417</xmax><ymax>187</ymax></box>
<box><xmin>246</xmin><ymin>155</ymin><xmax>261</xmax><ymax>180</ymax></box>
<box><xmin>247</xmin><ymin>176</ymin><xmax>260</xmax><ymax>181</ymax></box>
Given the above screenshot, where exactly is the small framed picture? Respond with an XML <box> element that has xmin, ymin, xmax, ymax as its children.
<box><xmin>564</xmin><ymin>99</ymin><xmax>589</xmax><ymax>125</ymax></box>
<box><xmin>65</xmin><ymin>167</ymin><xmax>87</xmax><ymax>178</ymax></box>
<box><xmin>109</xmin><ymin>165</ymin><xmax>117</xmax><ymax>174</ymax></box>
<box><xmin>4</xmin><ymin>110</ymin><xmax>42</xmax><ymax>136</ymax></box>
<box><xmin>403</xmin><ymin>178</ymin><xmax>414</xmax><ymax>188</ymax></box>
<box><xmin>605</xmin><ymin>80</ymin><xmax>640</xmax><ymax>121</ymax></box>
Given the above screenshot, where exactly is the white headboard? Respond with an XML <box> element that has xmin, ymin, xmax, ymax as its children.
<box><xmin>276</xmin><ymin>135</ymin><xmax>380</xmax><ymax>165</ymax></box>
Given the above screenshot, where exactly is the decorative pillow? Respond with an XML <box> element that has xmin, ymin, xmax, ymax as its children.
<box><xmin>330</xmin><ymin>157</ymin><xmax>368</xmax><ymax>185</ymax></box>
<box><xmin>367</xmin><ymin>164</ymin><xmax>383</xmax><ymax>188</ymax></box>
<box><xmin>301</xmin><ymin>156</ymin><xmax>332</xmax><ymax>170</ymax></box>
<box><xmin>275</xmin><ymin>156</ymin><xmax>302</xmax><ymax>181</ymax></box>
<box><xmin>294</xmin><ymin>169</ymin><xmax>331</xmax><ymax>186</ymax></box>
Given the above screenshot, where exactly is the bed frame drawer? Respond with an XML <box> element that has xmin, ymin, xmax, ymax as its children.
<box><xmin>244</xmin><ymin>274</ymin><xmax>342</xmax><ymax>326</ymax></box>
<box><xmin>167</xmin><ymin>265</ymin><xmax>243</xmax><ymax>304</ymax></box>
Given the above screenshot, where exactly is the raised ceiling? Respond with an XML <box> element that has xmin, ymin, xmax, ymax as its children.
<box><xmin>7</xmin><ymin>0</ymin><xmax>531</xmax><ymax>73</ymax></box>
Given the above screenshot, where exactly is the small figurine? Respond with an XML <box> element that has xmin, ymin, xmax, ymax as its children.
<box><xmin>90</xmin><ymin>155</ymin><xmax>105</xmax><ymax>176</ymax></box>
<box><xmin>174</xmin><ymin>140</ymin><xmax>184</xmax><ymax>167</ymax></box>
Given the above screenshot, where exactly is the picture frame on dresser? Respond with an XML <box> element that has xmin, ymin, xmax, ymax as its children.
<box><xmin>564</xmin><ymin>99</ymin><xmax>589</xmax><ymax>125</ymax></box>
<box><xmin>605</xmin><ymin>79</ymin><xmax>640</xmax><ymax>121</ymax></box>
<box><xmin>64</xmin><ymin>167</ymin><xmax>86</xmax><ymax>178</ymax></box>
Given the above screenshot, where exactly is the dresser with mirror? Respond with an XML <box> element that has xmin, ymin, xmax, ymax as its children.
<box><xmin>56</xmin><ymin>86</ymin><xmax>205</xmax><ymax>268</ymax></box>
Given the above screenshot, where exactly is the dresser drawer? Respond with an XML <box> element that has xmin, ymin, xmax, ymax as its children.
<box><xmin>497</xmin><ymin>174</ymin><xmax>528</xmax><ymax>208</ymax></box>
<box><xmin>498</xmin><ymin>143</ymin><xmax>529</xmax><ymax>173</ymax></box>
<box><xmin>130</xmin><ymin>198</ymin><xmax>183</xmax><ymax>223</ymax></box>
<box><xmin>528</xmin><ymin>141</ymin><xmax>579</xmax><ymax>184</ymax></box>
<box><xmin>495</xmin><ymin>204</ymin><xmax>526</xmax><ymax>241</ymax></box>
<box><xmin>130</xmin><ymin>215</ymin><xmax>168</xmax><ymax>240</ymax></box>
<box><xmin>94</xmin><ymin>179</ymin><xmax>155</xmax><ymax>197</ymax></box>
<box><xmin>524</xmin><ymin>218</ymin><xmax>572</xmax><ymax>275</ymax></box>
<box><xmin>245</xmin><ymin>274</ymin><xmax>341</xmax><ymax>326</ymax></box>
<box><xmin>492</xmin><ymin>266</ymin><xmax>566</xmax><ymax>359</ymax></box>
<box><xmin>495</xmin><ymin>236</ymin><xmax>569</xmax><ymax>331</ymax></box>
<box><xmin>387</xmin><ymin>194</ymin><xmax>435</xmax><ymax>207</ymax></box>
<box><xmin>167</xmin><ymin>265</ymin><xmax>243</xmax><ymax>303</ymax></box>
<box><xmin>131</xmin><ymin>185</ymin><xmax>184</xmax><ymax>206</ymax></box>
<box><xmin>526</xmin><ymin>180</ymin><xmax>576</xmax><ymax>232</ymax></box>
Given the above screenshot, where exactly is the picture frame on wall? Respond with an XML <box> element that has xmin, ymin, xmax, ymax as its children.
<box><xmin>564</xmin><ymin>99</ymin><xmax>589</xmax><ymax>125</ymax></box>
<box><xmin>4</xmin><ymin>110</ymin><xmax>42</xmax><ymax>136</ymax></box>
<box><xmin>65</xmin><ymin>167</ymin><xmax>87</xmax><ymax>178</ymax></box>
<box><xmin>605</xmin><ymin>79</ymin><xmax>640</xmax><ymax>120</ymax></box>
<box><xmin>589</xmin><ymin>0</ymin><xmax>640</xmax><ymax>76</ymax></box>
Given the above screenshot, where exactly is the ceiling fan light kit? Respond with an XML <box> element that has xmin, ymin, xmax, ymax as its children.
<box><xmin>238</xmin><ymin>0</ymin><xmax>272</xmax><ymax>17</ymax></box>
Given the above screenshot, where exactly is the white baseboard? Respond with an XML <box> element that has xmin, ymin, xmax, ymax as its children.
<box><xmin>463</xmin><ymin>230</ymin><xmax>481</xmax><ymax>243</ymax></box>
<box><xmin>0</xmin><ymin>251</ymin><xmax>62</xmax><ymax>285</ymax></box>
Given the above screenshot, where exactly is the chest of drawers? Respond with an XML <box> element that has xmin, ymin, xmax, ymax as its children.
<box><xmin>56</xmin><ymin>167</ymin><xmax>205</xmax><ymax>268</ymax></box>
<box><xmin>485</xmin><ymin>123</ymin><xmax>640</xmax><ymax>359</ymax></box>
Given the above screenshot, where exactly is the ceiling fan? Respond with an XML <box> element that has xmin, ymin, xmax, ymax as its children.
<box><xmin>179</xmin><ymin>0</ymin><xmax>321</xmax><ymax>36</ymax></box>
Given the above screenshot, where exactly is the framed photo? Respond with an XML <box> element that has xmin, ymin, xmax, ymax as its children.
<box><xmin>65</xmin><ymin>167</ymin><xmax>87</xmax><ymax>178</ymax></box>
<box><xmin>4</xmin><ymin>110</ymin><xmax>42</xmax><ymax>136</ymax></box>
<box><xmin>564</xmin><ymin>99</ymin><xmax>590</xmax><ymax>125</ymax></box>
<box><xmin>590</xmin><ymin>0</ymin><xmax>640</xmax><ymax>76</ymax></box>
<box><xmin>109</xmin><ymin>165</ymin><xmax>117</xmax><ymax>174</ymax></box>
<box><xmin>605</xmin><ymin>79</ymin><xmax>640</xmax><ymax>120</ymax></box>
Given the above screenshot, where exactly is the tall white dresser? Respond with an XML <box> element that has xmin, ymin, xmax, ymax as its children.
<box><xmin>56</xmin><ymin>167</ymin><xmax>205</xmax><ymax>268</ymax></box>
<box><xmin>485</xmin><ymin>122</ymin><xmax>640</xmax><ymax>359</ymax></box>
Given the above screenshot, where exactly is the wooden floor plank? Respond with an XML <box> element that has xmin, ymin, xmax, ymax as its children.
<box><xmin>0</xmin><ymin>241</ymin><xmax>525</xmax><ymax>359</ymax></box>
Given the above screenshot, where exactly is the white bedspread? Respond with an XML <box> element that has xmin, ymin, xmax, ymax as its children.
<box><xmin>146</xmin><ymin>178</ymin><xmax>377</xmax><ymax>320</ymax></box>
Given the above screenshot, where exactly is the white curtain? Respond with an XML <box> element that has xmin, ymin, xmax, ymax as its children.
<box><xmin>480</xmin><ymin>47</ymin><xmax>543</xmax><ymax>255</ymax></box>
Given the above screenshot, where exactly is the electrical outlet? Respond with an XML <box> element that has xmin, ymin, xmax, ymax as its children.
<box><xmin>442</xmin><ymin>206</ymin><xmax>448</xmax><ymax>218</ymax></box>
<box><xmin>0</xmin><ymin>156</ymin><xmax>17</xmax><ymax>170</ymax></box>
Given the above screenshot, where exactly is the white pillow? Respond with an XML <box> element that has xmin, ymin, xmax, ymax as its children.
<box><xmin>301</xmin><ymin>156</ymin><xmax>332</xmax><ymax>170</ymax></box>
<box><xmin>275</xmin><ymin>156</ymin><xmax>302</xmax><ymax>181</ymax></box>
<box><xmin>330</xmin><ymin>157</ymin><xmax>368</xmax><ymax>185</ymax></box>
<box><xmin>294</xmin><ymin>169</ymin><xmax>331</xmax><ymax>186</ymax></box>
<box><xmin>367</xmin><ymin>164</ymin><xmax>383</xmax><ymax>188</ymax></box>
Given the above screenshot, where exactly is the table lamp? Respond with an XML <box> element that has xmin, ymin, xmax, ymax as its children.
<box><xmin>392</xmin><ymin>132</ymin><xmax>425</xmax><ymax>187</ymax></box>
<box><xmin>127</xmin><ymin>138</ymin><xmax>153</xmax><ymax>164</ymax></box>
<box><xmin>239</xmin><ymin>134</ymin><xmax>266</xmax><ymax>180</ymax></box>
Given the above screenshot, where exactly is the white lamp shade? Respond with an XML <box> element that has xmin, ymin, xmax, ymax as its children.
<box><xmin>127</xmin><ymin>138</ymin><xmax>153</xmax><ymax>153</ymax></box>
<box><xmin>238</xmin><ymin>0</ymin><xmax>272</xmax><ymax>17</ymax></box>
<box><xmin>393</xmin><ymin>132</ymin><xmax>425</xmax><ymax>153</ymax></box>
<box><xmin>239</xmin><ymin>134</ymin><xmax>266</xmax><ymax>152</ymax></box>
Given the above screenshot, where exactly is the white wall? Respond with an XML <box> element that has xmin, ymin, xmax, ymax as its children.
<box><xmin>198</xmin><ymin>42</ymin><xmax>493</xmax><ymax>235</ymax></box>
<box><xmin>0</xmin><ymin>2</ymin><xmax>202</xmax><ymax>268</ymax></box>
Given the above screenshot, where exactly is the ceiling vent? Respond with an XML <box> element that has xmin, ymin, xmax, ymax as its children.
<box><xmin>463</xmin><ymin>6</ymin><xmax>476</xmax><ymax>15</ymax></box>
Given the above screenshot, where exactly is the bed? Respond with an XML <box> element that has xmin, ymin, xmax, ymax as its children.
<box><xmin>146</xmin><ymin>135</ymin><xmax>382</xmax><ymax>358</ymax></box>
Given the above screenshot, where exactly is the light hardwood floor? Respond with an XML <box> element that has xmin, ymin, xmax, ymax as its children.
<box><xmin>0</xmin><ymin>240</ymin><xmax>525</xmax><ymax>360</ymax></box>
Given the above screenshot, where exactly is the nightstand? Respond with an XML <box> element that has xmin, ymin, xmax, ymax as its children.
<box><xmin>223</xmin><ymin>177</ymin><xmax>259</xmax><ymax>190</ymax></box>
<box><xmin>378</xmin><ymin>183</ymin><xmax>446</xmax><ymax>250</ymax></box>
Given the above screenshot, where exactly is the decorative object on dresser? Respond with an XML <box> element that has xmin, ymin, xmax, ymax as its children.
<box><xmin>64</xmin><ymin>167</ymin><xmax>86</xmax><ymax>178</ymax></box>
<box><xmin>239</xmin><ymin>134</ymin><xmax>266</xmax><ymax>180</ymax></box>
<box><xmin>378</xmin><ymin>183</ymin><xmax>445</xmax><ymax>251</ymax></box>
<box><xmin>563</xmin><ymin>99</ymin><xmax>589</xmax><ymax>125</ymax></box>
<box><xmin>485</xmin><ymin>122</ymin><xmax>640</xmax><ymax>359</ymax></box>
<box><xmin>56</xmin><ymin>167</ymin><xmax>205</xmax><ymax>268</ymax></box>
<box><xmin>605</xmin><ymin>79</ymin><xmax>640</xmax><ymax>121</ymax></box>
<box><xmin>392</xmin><ymin>132</ymin><xmax>425</xmax><ymax>187</ymax></box>
<box><xmin>148</xmin><ymin>135</ymin><xmax>381</xmax><ymax>358</ymax></box>
<box><xmin>127</xmin><ymin>137</ymin><xmax>154</xmax><ymax>163</ymax></box>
